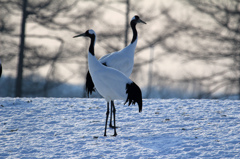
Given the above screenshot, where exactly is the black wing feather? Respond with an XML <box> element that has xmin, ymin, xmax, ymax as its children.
<box><xmin>124</xmin><ymin>82</ymin><xmax>142</xmax><ymax>112</ymax></box>
<box><xmin>85</xmin><ymin>71</ymin><xmax>95</xmax><ymax>97</ymax></box>
<box><xmin>85</xmin><ymin>63</ymin><xmax>107</xmax><ymax>97</ymax></box>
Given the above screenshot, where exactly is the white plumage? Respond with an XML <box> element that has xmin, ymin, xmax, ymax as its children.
<box><xmin>86</xmin><ymin>15</ymin><xmax>146</xmax><ymax>95</ymax></box>
<box><xmin>89</xmin><ymin>53</ymin><xmax>131</xmax><ymax>101</ymax></box>
<box><xmin>74</xmin><ymin>29</ymin><xmax>142</xmax><ymax>136</ymax></box>
<box><xmin>85</xmin><ymin>15</ymin><xmax>146</xmax><ymax>128</ymax></box>
<box><xmin>98</xmin><ymin>39</ymin><xmax>136</xmax><ymax>78</ymax></box>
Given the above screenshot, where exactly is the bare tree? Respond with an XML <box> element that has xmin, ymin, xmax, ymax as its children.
<box><xmin>141</xmin><ymin>0</ymin><xmax>240</xmax><ymax>99</ymax></box>
<box><xmin>0</xmin><ymin>0</ymin><xmax>103</xmax><ymax>97</ymax></box>
<box><xmin>1</xmin><ymin>0</ymin><xmax>206</xmax><ymax>98</ymax></box>
<box><xmin>181</xmin><ymin>0</ymin><xmax>240</xmax><ymax>99</ymax></box>
<box><xmin>15</xmin><ymin>0</ymin><xmax>27</xmax><ymax>97</ymax></box>
<box><xmin>124</xmin><ymin>0</ymin><xmax>130</xmax><ymax>46</ymax></box>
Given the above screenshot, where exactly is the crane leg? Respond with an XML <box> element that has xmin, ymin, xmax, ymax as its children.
<box><xmin>104</xmin><ymin>102</ymin><xmax>110</xmax><ymax>136</ymax></box>
<box><xmin>109</xmin><ymin>102</ymin><xmax>113</xmax><ymax>128</ymax></box>
<box><xmin>111</xmin><ymin>101</ymin><xmax>117</xmax><ymax>136</ymax></box>
<box><xmin>109</xmin><ymin>101</ymin><xmax>118</xmax><ymax>128</ymax></box>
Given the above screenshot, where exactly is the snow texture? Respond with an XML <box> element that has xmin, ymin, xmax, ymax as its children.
<box><xmin>0</xmin><ymin>98</ymin><xmax>240</xmax><ymax>158</ymax></box>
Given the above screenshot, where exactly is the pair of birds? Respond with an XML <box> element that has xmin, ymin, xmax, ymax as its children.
<box><xmin>74</xmin><ymin>15</ymin><xmax>146</xmax><ymax>136</ymax></box>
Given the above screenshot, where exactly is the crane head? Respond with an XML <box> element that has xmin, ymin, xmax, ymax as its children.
<box><xmin>73</xmin><ymin>29</ymin><xmax>96</xmax><ymax>38</ymax></box>
<box><xmin>131</xmin><ymin>15</ymin><xmax>146</xmax><ymax>24</ymax></box>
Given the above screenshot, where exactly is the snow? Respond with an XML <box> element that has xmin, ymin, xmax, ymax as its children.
<box><xmin>0</xmin><ymin>98</ymin><xmax>240</xmax><ymax>158</ymax></box>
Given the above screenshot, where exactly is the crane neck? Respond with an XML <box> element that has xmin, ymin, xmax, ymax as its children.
<box><xmin>89</xmin><ymin>34</ymin><xmax>96</xmax><ymax>56</ymax></box>
<box><xmin>130</xmin><ymin>21</ymin><xmax>138</xmax><ymax>44</ymax></box>
<box><xmin>88</xmin><ymin>34</ymin><xmax>104</xmax><ymax>72</ymax></box>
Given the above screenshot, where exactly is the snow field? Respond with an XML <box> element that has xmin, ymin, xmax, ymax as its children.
<box><xmin>0</xmin><ymin>98</ymin><xmax>240</xmax><ymax>158</ymax></box>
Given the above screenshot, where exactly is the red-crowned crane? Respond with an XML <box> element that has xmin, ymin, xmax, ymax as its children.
<box><xmin>74</xmin><ymin>29</ymin><xmax>142</xmax><ymax>136</ymax></box>
<box><xmin>85</xmin><ymin>15</ymin><xmax>146</xmax><ymax>128</ymax></box>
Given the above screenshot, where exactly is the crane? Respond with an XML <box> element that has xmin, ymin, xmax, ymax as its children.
<box><xmin>74</xmin><ymin>29</ymin><xmax>142</xmax><ymax>136</ymax></box>
<box><xmin>86</xmin><ymin>15</ymin><xmax>146</xmax><ymax>128</ymax></box>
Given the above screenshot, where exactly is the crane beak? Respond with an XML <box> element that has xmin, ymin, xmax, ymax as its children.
<box><xmin>73</xmin><ymin>33</ymin><xmax>86</xmax><ymax>38</ymax></box>
<box><xmin>138</xmin><ymin>18</ymin><xmax>146</xmax><ymax>24</ymax></box>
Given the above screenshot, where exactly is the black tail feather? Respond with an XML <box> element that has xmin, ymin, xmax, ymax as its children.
<box><xmin>124</xmin><ymin>82</ymin><xmax>142</xmax><ymax>112</ymax></box>
<box><xmin>86</xmin><ymin>71</ymin><xmax>95</xmax><ymax>97</ymax></box>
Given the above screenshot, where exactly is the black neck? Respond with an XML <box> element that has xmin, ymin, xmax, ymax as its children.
<box><xmin>89</xmin><ymin>35</ymin><xmax>95</xmax><ymax>56</ymax></box>
<box><xmin>130</xmin><ymin>21</ymin><xmax>137</xmax><ymax>44</ymax></box>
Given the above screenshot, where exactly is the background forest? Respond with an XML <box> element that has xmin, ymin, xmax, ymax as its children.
<box><xmin>0</xmin><ymin>0</ymin><xmax>239</xmax><ymax>99</ymax></box>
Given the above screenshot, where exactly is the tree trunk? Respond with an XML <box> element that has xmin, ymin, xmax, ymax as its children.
<box><xmin>124</xmin><ymin>0</ymin><xmax>130</xmax><ymax>47</ymax></box>
<box><xmin>15</xmin><ymin>0</ymin><xmax>28</xmax><ymax>97</ymax></box>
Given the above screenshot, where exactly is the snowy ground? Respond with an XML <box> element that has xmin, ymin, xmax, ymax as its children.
<box><xmin>0</xmin><ymin>98</ymin><xmax>240</xmax><ymax>158</ymax></box>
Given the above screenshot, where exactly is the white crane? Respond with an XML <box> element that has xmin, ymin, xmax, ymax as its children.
<box><xmin>85</xmin><ymin>15</ymin><xmax>146</xmax><ymax>128</ymax></box>
<box><xmin>74</xmin><ymin>29</ymin><xmax>142</xmax><ymax>136</ymax></box>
